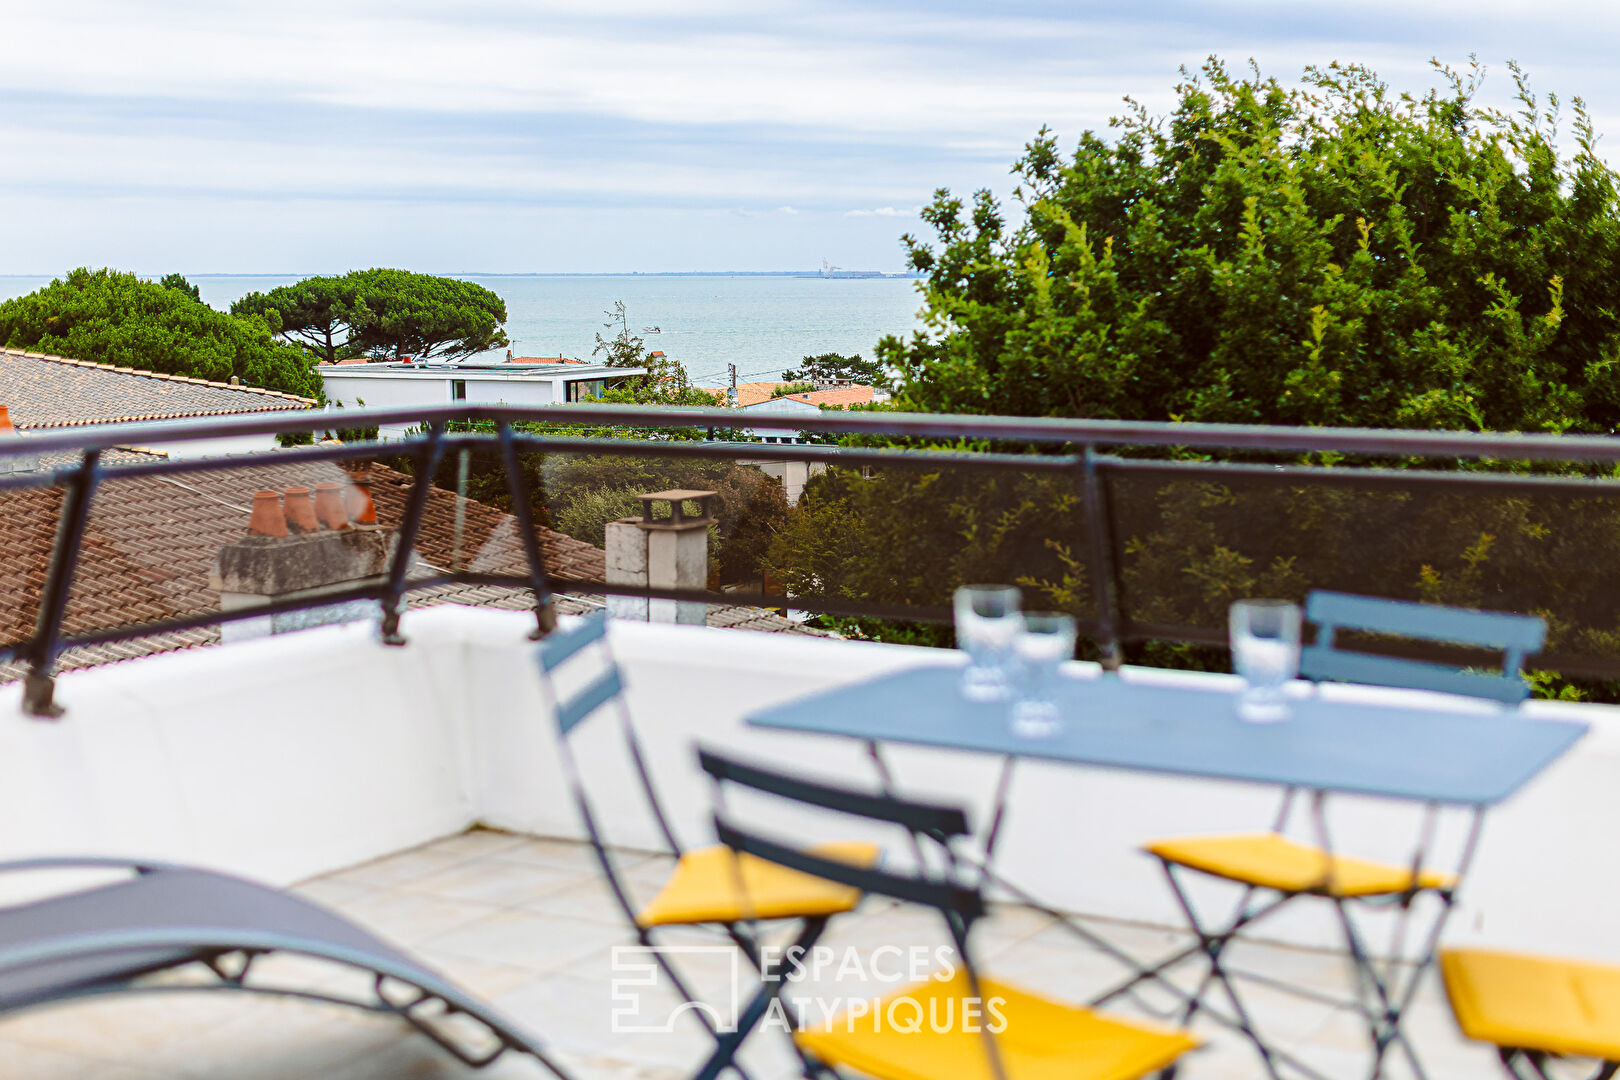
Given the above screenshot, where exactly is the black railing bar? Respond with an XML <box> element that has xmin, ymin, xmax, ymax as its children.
<box><xmin>1117</xmin><ymin>619</ymin><xmax>1620</xmax><ymax>680</ymax></box>
<box><xmin>53</xmin><ymin>583</ymin><xmax>393</xmax><ymax>651</ymax></box>
<box><xmin>378</xmin><ymin>426</ymin><xmax>446</xmax><ymax>644</ymax></box>
<box><xmin>1104</xmin><ymin>456</ymin><xmax>1620</xmax><ymax>495</ymax></box>
<box><xmin>37</xmin><ymin>576</ymin><xmax>1620</xmax><ymax>683</ymax></box>
<box><xmin>497</xmin><ymin>420</ymin><xmax>559</xmax><ymax>637</ymax></box>
<box><xmin>0</xmin><ymin>467</ymin><xmax>77</xmax><ymax>493</ymax></box>
<box><xmin>13</xmin><ymin>401</ymin><xmax>1620</xmax><ymax>463</ymax></box>
<box><xmin>509</xmin><ymin>434</ymin><xmax>1082</xmax><ymax>472</ymax></box>
<box><xmin>94</xmin><ymin>438</ymin><xmax>399</xmax><ymax>481</ymax></box>
<box><xmin>21</xmin><ymin>450</ymin><xmax>102</xmax><ymax>716</ymax></box>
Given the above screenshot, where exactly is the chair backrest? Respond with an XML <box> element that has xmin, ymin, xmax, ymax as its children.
<box><xmin>1299</xmin><ymin>591</ymin><xmax>1546</xmax><ymax>704</ymax></box>
<box><xmin>702</xmin><ymin>746</ymin><xmax>1006</xmax><ymax>1077</ymax></box>
<box><xmin>535</xmin><ymin>608</ymin><xmax>623</xmax><ymax>736</ymax></box>
<box><xmin>534</xmin><ymin>609</ymin><xmax>684</xmax><ymax>895</ymax></box>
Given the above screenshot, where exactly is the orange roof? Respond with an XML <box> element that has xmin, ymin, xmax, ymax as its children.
<box><xmin>508</xmin><ymin>355</ymin><xmax>586</xmax><ymax>365</ymax></box>
<box><xmin>697</xmin><ymin>382</ymin><xmax>799</xmax><ymax>407</ymax></box>
<box><xmin>781</xmin><ymin>385</ymin><xmax>878</xmax><ymax>409</ymax></box>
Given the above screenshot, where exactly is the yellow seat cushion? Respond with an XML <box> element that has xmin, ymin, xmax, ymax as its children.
<box><xmin>1441</xmin><ymin>948</ymin><xmax>1620</xmax><ymax>1061</ymax></box>
<box><xmin>635</xmin><ymin>842</ymin><xmax>879</xmax><ymax>927</ymax></box>
<box><xmin>795</xmin><ymin>970</ymin><xmax>1198</xmax><ymax>1080</ymax></box>
<box><xmin>1144</xmin><ymin>833</ymin><xmax>1455</xmax><ymax>898</ymax></box>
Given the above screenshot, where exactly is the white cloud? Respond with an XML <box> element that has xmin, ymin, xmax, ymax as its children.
<box><xmin>1</xmin><ymin>0</ymin><xmax>1617</xmax><ymax>270</ymax></box>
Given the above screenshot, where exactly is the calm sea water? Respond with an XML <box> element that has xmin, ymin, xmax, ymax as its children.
<box><xmin>0</xmin><ymin>274</ymin><xmax>923</xmax><ymax>389</ymax></box>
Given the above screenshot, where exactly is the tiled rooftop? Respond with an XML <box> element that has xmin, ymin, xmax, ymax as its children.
<box><xmin>0</xmin><ymin>349</ymin><xmax>314</xmax><ymax>428</ymax></box>
<box><xmin>0</xmin><ymin>460</ymin><xmax>604</xmax><ymax>653</ymax></box>
<box><xmin>0</xmin><ymin>830</ymin><xmax>1498</xmax><ymax>1079</ymax></box>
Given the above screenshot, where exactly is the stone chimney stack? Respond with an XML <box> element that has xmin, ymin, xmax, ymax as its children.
<box><xmin>604</xmin><ymin>489</ymin><xmax>714</xmax><ymax>625</ymax></box>
<box><xmin>212</xmin><ymin>472</ymin><xmax>397</xmax><ymax>642</ymax></box>
<box><xmin>0</xmin><ymin>404</ymin><xmax>40</xmax><ymax>475</ymax></box>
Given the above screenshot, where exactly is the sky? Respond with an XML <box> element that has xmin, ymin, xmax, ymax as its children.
<box><xmin>1</xmin><ymin>0</ymin><xmax>1617</xmax><ymax>274</ymax></box>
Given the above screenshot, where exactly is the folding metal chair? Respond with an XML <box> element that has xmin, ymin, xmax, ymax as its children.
<box><xmin>535</xmin><ymin>610</ymin><xmax>879</xmax><ymax>1076</ymax></box>
<box><xmin>1439</xmin><ymin>948</ymin><xmax>1620</xmax><ymax>1080</ymax></box>
<box><xmin>700</xmin><ymin>745</ymin><xmax>1200</xmax><ymax>1080</ymax></box>
<box><xmin>1136</xmin><ymin>591</ymin><xmax>1546</xmax><ymax>1079</ymax></box>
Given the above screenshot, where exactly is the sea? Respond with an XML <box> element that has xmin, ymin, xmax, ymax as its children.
<box><xmin>0</xmin><ymin>273</ymin><xmax>924</xmax><ymax>390</ymax></box>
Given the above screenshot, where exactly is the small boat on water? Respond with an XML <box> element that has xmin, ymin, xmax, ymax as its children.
<box><xmin>642</xmin><ymin>326</ymin><xmax>662</xmax><ymax>333</ymax></box>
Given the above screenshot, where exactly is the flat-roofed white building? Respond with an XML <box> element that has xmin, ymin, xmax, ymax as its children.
<box><xmin>318</xmin><ymin>358</ymin><xmax>647</xmax><ymax>438</ymax></box>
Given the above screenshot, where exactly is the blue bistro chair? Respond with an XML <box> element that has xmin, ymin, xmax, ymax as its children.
<box><xmin>700</xmin><ymin>746</ymin><xmax>1200</xmax><ymax>1080</ymax></box>
<box><xmin>1134</xmin><ymin>593</ymin><xmax>1547</xmax><ymax>1078</ymax></box>
<box><xmin>534</xmin><ymin>609</ymin><xmax>880</xmax><ymax>1078</ymax></box>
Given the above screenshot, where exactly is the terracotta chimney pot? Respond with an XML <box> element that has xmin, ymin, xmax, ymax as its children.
<box><xmin>0</xmin><ymin>405</ymin><xmax>12</xmax><ymax>432</ymax></box>
<box><xmin>313</xmin><ymin>481</ymin><xmax>351</xmax><ymax>531</ymax></box>
<box><xmin>283</xmin><ymin>486</ymin><xmax>320</xmax><ymax>534</ymax></box>
<box><xmin>343</xmin><ymin>476</ymin><xmax>378</xmax><ymax>526</ymax></box>
<box><xmin>248</xmin><ymin>490</ymin><xmax>288</xmax><ymax>538</ymax></box>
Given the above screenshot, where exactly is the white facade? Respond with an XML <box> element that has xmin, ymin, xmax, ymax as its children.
<box><xmin>735</xmin><ymin>396</ymin><xmax>820</xmax><ymax>443</ymax></box>
<box><xmin>319</xmin><ymin>361</ymin><xmax>648</xmax><ymax>439</ymax></box>
<box><xmin>3</xmin><ymin>605</ymin><xmax>1618</xmax><ymax>966</ymax></box>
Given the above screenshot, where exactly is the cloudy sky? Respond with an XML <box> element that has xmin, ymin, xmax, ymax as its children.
<box><xmin>1</xmin><ymin>0</ymin><xmax>1615</xmax><ymax>274</ymax></box>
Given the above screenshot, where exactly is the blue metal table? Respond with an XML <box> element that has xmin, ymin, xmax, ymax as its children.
<box><xmin>746</xmin><ymin>664</ymin><xmax>1589</xmax><ymax>1080</ymax></box>
<box><xmin>747</xmin><ymin>666</ymin><xmax>1587</xmax><ymax>805</ymax></box>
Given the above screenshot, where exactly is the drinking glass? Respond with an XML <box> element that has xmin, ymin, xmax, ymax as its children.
<box><xmin>954</xmin><ymin>585</ymin><xmax>1022</xmax><ymax>702</ymax></box>
<box><xmin>1229</xmin><ymin>599</ymin><xmax>1302</xmax><ymax>722</ymax></box>
<box><xmin>1009</xmin><ymin>612</ymin><xmax>1077</xmax><ymax>738</ymax></box>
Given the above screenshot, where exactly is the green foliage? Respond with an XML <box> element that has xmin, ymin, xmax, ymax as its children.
<box><xmin>541</xmin><ymin>453</ymin><xmax>789</xmax><ymax>585</ymax></box>
<box><xmin>234</xmin><ymin>269</ymin><xmax>509</xmax><ymax>363</ymax></box>
<box><xmin>771</xmin><ymin>382</ymin><xmax>818</xmax><ymax>398</ymax></box>
<box><xmin>763</xmin><ymin>461</ymin><xmax>1091</xmax><ymax>614</ymax></box>
<box><xmin>0</xmin><ymin>268</ymin><xmax>322</xmax><ymax>399</ymax></box>
<box><xmin>158</xmin><ymin>273</ymin><xmax>201</xmax><ymax>302</ymax></box>
<box><xmin>551</xmin><ymin>486</ymin><xmax>646</xmax><ymax>548</ymax></box>
<box><xmin>591</xmin><ymin>301</ymin><xmax>713</xmax><ymax>406</ymax></box>
<box><xmin>881</xmin><ymin>58</ymin><xmax>1620</xmax><ymax>434</ymax></box>
<box><xmin>780</xmin><ymin>352</ymin><xmax>884</xmax><ymax>386</ymax></box>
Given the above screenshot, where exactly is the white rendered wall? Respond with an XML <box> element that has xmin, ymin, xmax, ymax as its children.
<box><xmin>3</xmin><ymin>606</ymin><xmax>1618</xmax><ymax>964</ymax></box>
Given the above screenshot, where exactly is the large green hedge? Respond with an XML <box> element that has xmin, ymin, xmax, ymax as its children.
<box><xmin>880</xmin><ymin>59</ymin><xmax>1620</xmax><ymax>434</ymax></box>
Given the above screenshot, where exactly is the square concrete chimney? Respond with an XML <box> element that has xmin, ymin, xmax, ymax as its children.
<box><xmin>212</xmin><ymin>480</ymin><xmax>397</xmax><ymax>642</ymax></box>
<box><xmin>605</xmin><ymin>489</ymin><xmax>715</xmax><ymax>625</ymax></box>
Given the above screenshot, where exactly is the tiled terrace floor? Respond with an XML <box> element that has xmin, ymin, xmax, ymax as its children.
<box><xmin>0</xmin><ymin>830</ymin><xmax>1505</xmax><ymax>1079</ymax></box>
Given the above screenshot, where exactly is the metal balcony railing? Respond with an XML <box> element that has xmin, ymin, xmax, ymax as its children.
<box><xmin>6</xmin><ymin>401</ymin><xmax>1620</xmax><ymax>716</ymax></box>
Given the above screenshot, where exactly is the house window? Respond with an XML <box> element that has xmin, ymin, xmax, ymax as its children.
<box><xmin>451</xmin><ymin>380</ymin><xmax>467</xmax><ymax>401</ymax></box>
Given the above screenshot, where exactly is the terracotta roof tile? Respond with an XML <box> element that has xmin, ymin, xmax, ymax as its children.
<box><xmin>0</xmin><ymin>348</ymin><xmax>315</xmax><ymax>428</ymax></box>
<box><xmin>782</xmin><ymin>385</ymin><xmax>876</xmax><ymax>408</ymax></box>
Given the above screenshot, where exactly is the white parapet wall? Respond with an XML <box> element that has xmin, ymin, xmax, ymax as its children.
<box><xmin>2</xmin><ymin>605</ymin><xmax>1618</xmax><ymax>964</ymax></box>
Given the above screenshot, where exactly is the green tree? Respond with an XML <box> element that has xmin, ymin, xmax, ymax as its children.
<box><xmin>591</xmin><ymin>301</ymin><xmax>713</xmax><ymax>406</ymax></box>
<box><xmin>780</xmin><ymin>352</ymin><xmax>884</xmax><ymax>386</ymax></box>
<box><xmin>348</xmin><ymin>269</ymin><xmax>508</xmax><ymax>361</ymax></box>
<box><xmin>234</xmin><ymin>270</ymin><xmax>508</xmax><ymax>364</ymax></box>
<box><xmin>158</xmin><ymin>273</ymin><xmax>201</xmax><ymax>302</ymax></box>
<box><xmin>233</xmin><ymin>276</ymin><xmax>365</xmax><ymax>365</ymax></box>
<box><xmin>0</xmin><ymin>268</ymin><xmax>322</xmax><ymax>399</ymax></box>
<box><xmin>880</xmin><ymin>58</ymin><xmax>1620</xmax><ymax>434</ymax></box>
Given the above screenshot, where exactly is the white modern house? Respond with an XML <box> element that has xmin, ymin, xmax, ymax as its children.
<box><xmin>318</xmin><ymin>358</ymin><xmax>648</xmax><ymax>438</ymax></box>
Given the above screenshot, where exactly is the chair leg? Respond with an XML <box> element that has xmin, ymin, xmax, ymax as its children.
<box><xmin>1159</xmin><ymin>862</ymin><xmax>1288</xmax><ymax>1080</ymax></box>
<box><xmin>1328</xmin><ymin>898</ymin><xmax>1431</xmax><ymax>1080</ymax></box>
<box><xmin>692</xmin><ymin>916</ymin><xmax>830</xmax><ymax>1080</ymax></box>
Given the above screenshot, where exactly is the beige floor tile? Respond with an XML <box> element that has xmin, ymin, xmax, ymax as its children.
<box><xmin>418</xmin><ymin>830</ymin><xmax>535</xmax><ymax>862</ymax></box>
<box><xmin>0</xmin><ymin>1037</ymin><xmax>166</xmax><ymax>1080</ymax></box>
<box><xmin>421</xmin><ymin>908</ymin><xmax>632</xmax><ymax>974</ymax></box>
<box><xmin>317</xmin><ymin>846</ymin><xmax>478</xmax><ymax>891</ymax></box>
<box><xmin>400</xmin><ymin>858</ymin><xmax>591</xmax><ymax>908</ymax></box>
<box><xmin>329</xmin><ymin>889</ymin><xmax>508</xmax><ymax>948</ymax></box>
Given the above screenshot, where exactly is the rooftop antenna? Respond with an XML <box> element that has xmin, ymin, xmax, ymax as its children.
<box><xmin>727</xmin><ymin>363</ymin><xmax>738</xmax><ymax>406</ymax></box>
